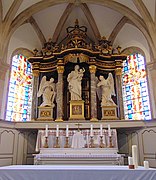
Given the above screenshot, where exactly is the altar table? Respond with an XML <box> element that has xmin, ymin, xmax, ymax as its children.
<box><xmin>34</xmin><ymin>148</ymin><xmax>124</xmax><ymax>165</ymax></box>
<box><xmin>0</xmin><ymin>165</ymin><xmax>156</xmax><ymax>180</ymax></box>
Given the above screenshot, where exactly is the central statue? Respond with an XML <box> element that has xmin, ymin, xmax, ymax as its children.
<box><xmin>67</xmin><ymin>65</ymin><xmax>85</xmax><ymax>100</ymax></box>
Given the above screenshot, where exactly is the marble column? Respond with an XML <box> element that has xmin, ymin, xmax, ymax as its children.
<box><xmin>31</xmin><ymin>67</ymin><xmax>39</xmax><ymax>121</ymax></box>
<box><xmin>55</xmin><ymin>64</ymin><xmax>64</xmax><ymax>121</ymax></box>
<box><xmin>89</xmin><ymin>65</ymin><xmax>98</xmax><ymax>121</ymax></box>
<box><xmin>146</xmin><ymin>61</ymin><xmax>156</xmax><ymax>118</ymax></box>
<box><xmin>115</xmin><ymin>61</ymin><xmax>125</xmax><ymax>120</ymax></box>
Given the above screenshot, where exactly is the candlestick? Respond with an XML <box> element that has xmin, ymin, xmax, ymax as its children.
<box><xmin>108</xmin><ymin>136</ymin><xmax>114</xmax><ymax>148</ymax></box>
<box><xmin>90</xmin><ymin>124</ymin><xmax>93</xmax><ymax>137</ymax></box>
<box><xmin>66</xmin><ymin>125</ymin><xmax>69</xmax><ymax>137</ymax></box>
<box><xmin>132</xmin><ymin>145</ymin><xmax>138</xmax><ymax>169</ymax></box>
<box><xmin>44</xmin><ymin>137</ymin><xmax>49</xmax><ymax>148</ymax></box>
<box><xmin>64</xmin><ymin>137</ymin><xmax>70</xmax><ymax>148</ymax></box>
<box><xmin>144</xmin><ymin>161</ymin><xmax>149</xmax><ymax>169</ymax></box>
<box><xmin>54</xmin><ymin>137</ymin><xmax>60</xmax><ymax>148</ymax></box>
<box><xmin>108</xmin><ymin>124</ymin><xmax>111</xmax><ymax>137</ymax></box>
<box><xmin>45</xmin><ymin>124</ymin><xmax>48</xmax><ymax>137</ymax></box>
<box><xmin>100</xmin><ymin>124</ymin><xmax>103</xmax><ymax>136</ymax></box>
<box><xmin>99</xmin><ymin>136</ymin><xmax>105</xmax><ymax>148</ymax></box>
<box><xmin>56</xmin><ymin>125</ymin><xmax>59</xmax><ymax>137</ymax></box>
<box><xmin>89</xmin><ymin>136</ymin><xmax>95</xmax><ymax>148</ymax></box>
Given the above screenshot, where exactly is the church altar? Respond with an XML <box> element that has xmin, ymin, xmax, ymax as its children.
<box><xmin>0</xmin><ymin>165</ymin><xmax>155</xmax><ymax>180</ymax></box>
<box><xmin>34</xmin><ymin>129</ymin><xmax>123</xmax><ymax>165</ymax></box>
<box><xmin>34</xmin><ymin>148</ymin><xmax>124</xmax><ymax>165</ymax></box>
<box><xmin>35</xmin><ymin>129</ymin><xmax>118</xmax><ymax>150</ymax></box>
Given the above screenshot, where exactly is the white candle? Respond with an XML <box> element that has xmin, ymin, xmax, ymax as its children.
<box><xmin>90</xmin><ymin>124</ymin><xmax>93</xmax><ymax>136</ymax></box>
<box><xmin>100</xmin><ymin>124</ymin><xmax>103</xmax><ymax>136</ymax></box>
<box><xmin>56</xmin><ymin>125</ymin><xmax>59</xmax><ymax>137</ymax></box>
<box><xmin>128</xmin><ymin>156</ymin><xmax>133</xmax><ymax>165</ymax></box>
<box><xmin>108</xmin><ymin>124</ymin><xmax>111</xmax><ymax>136</ymax></box>
<box><xmin>66</xmin><ymin>125</ymin><xmax>69</xmax><ymax>137</ymax></box>
<box><xmin>45</xmin><ymin>124</ymin><xmax>48</xmax><ymax>137</ymax></box>
<box><xmin>144</xmin><ymin>161</ymin><xmax>149</xmax><ymax>169</ymax></box>
<box><xmin>132</xmin><ymin>145</ymin><xmax>138</xmax><ymax>168</ymax></box>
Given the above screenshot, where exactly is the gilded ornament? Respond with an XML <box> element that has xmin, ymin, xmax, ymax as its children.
<box><xmin>32</xmin><ymin>70</ymin><xmax>39</xmax><ymax>77</ymax></box>
<box><xmin>57</xmin><ymin>66</ymin><xmax>64</xmax><ymax>73</ymax></box>
<box><xmin>115</xmin><ymin>68</ymin><xmax>122</xmax><ymax>76</ymax></box>
<box><xmin>89</xmin><ymin>65</ymin><xmax>96</xmax><ymax>73</ymax></box>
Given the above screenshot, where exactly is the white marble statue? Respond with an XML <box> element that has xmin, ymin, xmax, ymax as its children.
<box><xmin>97</xmin><ymin>73</ymin><xmax>116</xmax><ymax>106</ymax></box>
<box><xmin>37</xmin><ymin>76</ymin><xmax>56</xmax><ymax>107</ymax></box>
<box><xmin>67</xmin><ymin>65</ymin><xmax>85</xmax><ymax>100</ymax></box>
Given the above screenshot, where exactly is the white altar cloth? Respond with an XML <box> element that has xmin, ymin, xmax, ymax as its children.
<box><xmin>34</xmin><ymin>148</ymin><xmax>124</xmax><ymax>165</ymax></box>
<box><xmin>0</xmin><ymin>165</ymin><xmax>156</xmax><ymax>180</ymax></box>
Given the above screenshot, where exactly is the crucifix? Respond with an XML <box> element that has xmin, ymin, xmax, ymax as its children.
<box><xmin>75</xmin><ymin>123</ymin><xmax>82</xmax><ymax>131</ymax></box>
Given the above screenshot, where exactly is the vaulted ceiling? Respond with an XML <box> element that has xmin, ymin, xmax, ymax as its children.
<box><xmin>1</xmin><ymin>0</ymin><xmax>156</xmax><ymax>65</ymax></box>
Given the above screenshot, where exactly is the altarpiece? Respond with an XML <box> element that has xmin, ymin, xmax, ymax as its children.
<box><xmin>28</xmin><ymin>20</ymin><xmax>126</xmax><ymax>122</ymax></box>
<box><xmin>28</xmin><ymin>20</ymin><xmax>126</xmax><ymax>165</ymax></box>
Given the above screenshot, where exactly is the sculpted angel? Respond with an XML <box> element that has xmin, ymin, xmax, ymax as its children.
<box><xmin>97</xmin><ymin>73</ymin><xmax>116</xmax><ymax>106</ymax></box>
<box><xmin>37</xmin><ymin>76</ymin><xmax>56</xmax><ymax>107</ymax></box>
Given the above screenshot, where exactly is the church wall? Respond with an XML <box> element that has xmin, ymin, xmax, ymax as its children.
<box><xmin>0</xmin><ymin>121</ymin><xmax>37</xmax><ymax>166</ymax></box>
<box><xmin>118</xmin><ymin>126</ymin><xmax>156</xmax><ymax>168</ymax></box>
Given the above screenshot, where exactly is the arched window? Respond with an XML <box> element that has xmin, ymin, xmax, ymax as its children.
<box><xmin>122</xmin><ymin>53</ymin><xmax>151</xmax><ymax>120</ymax></box>
<box><xmin>5</xmin><ymin>54</ymin><xmax>32</xmax><ymax>121</ymax></box>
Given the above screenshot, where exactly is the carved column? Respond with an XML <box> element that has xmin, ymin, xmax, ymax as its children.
<box><xmin>146</xmin><ymin>61</ymin><xmax>156</xmax><ymax>118</ymax></box>
<box><xmin>89</xmin><ymin>65</ymin><xmax>98</xmax><ymax>121</ymax></box>
<box><xmin>55</xmin><ymin>60</ymin><xmax>64</xmax><ymax>121</ymax></box>
<box><xmin>115</xmin><ymin>60</ymin><xmax>124</xmax><ymax>120</ymax></box>
<box><xmin>31</xmin><ymin>63</ymin><xmax>40</xmax><ymax>121</ymax></box>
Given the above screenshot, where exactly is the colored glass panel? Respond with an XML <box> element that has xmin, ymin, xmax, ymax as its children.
<box><xmin>122</xmin><ymin>53</ymin><xmax>151</xmax><ymax>120</ymax></box>
<box><xmin>6</xmin><ymin>54</ymin><xmax>32</xmax><ymax>121</ymax></box>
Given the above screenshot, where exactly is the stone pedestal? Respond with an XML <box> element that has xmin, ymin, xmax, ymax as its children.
<box><xmin>69</xmin><ymin>100</ymin><xmax>85</xmax><ymax>120</ymax></box>
<box><xmin>38</xmin><ymin>106</ymin><xmax>54</xmax><ymax>120</ymax></box>
<box><xmin>101</xmin><ymin>106</ymin><xmax>118</xmax><ymax>120</ymax></box>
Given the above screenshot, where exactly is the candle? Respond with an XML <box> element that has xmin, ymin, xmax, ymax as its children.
<box><xmin>144</xmin><ymin>161</ymin><xmax>149</xmax><ymax>169</ymax></box>
<box><xmin>108</xmin><ymin>124</ymin><xmax>111</xmax><ymax>136</ymax></box>
<box><xmin>128</xmin><ymin>156</ymin><xmax>133</xmax><ymax>165</ymax></box>
<box><xmin>132</xmin><ymin>145</ymin><xmax>138</xmax><ymax>168</ymax></box>
<box><xmin>90</xmin><ymin>124</ymin><xmax>93</xmax><ymax>137</ymax></box>
<box><xmin>45</xmin><ymin>124</ymin><xmax>48</xmax><ymax>137</ymax></box>
<box><xmin>56</xmin><ymin>125</ymin><xmax>59</xmax><ymax>137</ymax></box>
<box><xmin>100</xmin><ymin>124</ymin><xmax>103</xmax><ymax>136</ymax></box>
<box><xmin>66</xmin><ymin>125</ymin><xmax>69</xmax><ymax>137</ymax></box>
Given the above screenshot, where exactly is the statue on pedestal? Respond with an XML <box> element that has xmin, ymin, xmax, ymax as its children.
<box><xmin>97</xmin><ymin>73</ymin><xmax>117</xmax><ymax>120</ymax></box>
<box><xmin>37</xmin><ymin>76</ymin><xmax>56</xmax><ymax>107</ymax></box>
<box><xmin>67</xmin><ymin>65</ymin><xmax>85</xmax><ymax>100</ymax></box>
<box><xmin>97</xmin><ymin>73</ymin><xmax>116</xmax><ymax>106</ymax></box>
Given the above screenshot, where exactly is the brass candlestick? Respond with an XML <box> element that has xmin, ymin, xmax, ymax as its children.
<box><xmin>89</xmin><ymin>136</ymin><xmax>95</xmax><ymax>148</ymax></box>
<box><xmin>99</xmin><ymin>136</ymin><xmax>105</xmax><ymax>148</ymax></box>
<box><xmin>109</xmin><ymin>136</ymin><xmax>114</xmax><ymax>148</ymax></box>
<box><xmin>64</xmin><ymin>137</ymin><xmax>70</xmax><ymax>148</ymax></box>
<box><xmin>44</xmin><ymin>137</ymin><xmax>49</xmax><ymax>148</ymax></box>
<box><xmin>54</xmin><ymin>137</ymin><xmax>60</xmax><ymax>148</ymax></box>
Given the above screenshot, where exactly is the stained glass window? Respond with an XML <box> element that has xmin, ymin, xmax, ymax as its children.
<box><xmin>122</xmin><ymin>53</ymin><xmax>151</xmax><ymax>120</ymax></box>
<box><xmin>5</xmin><ymin>54</ymin><xmax>32</xmax><ymax>121</ymax></box>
